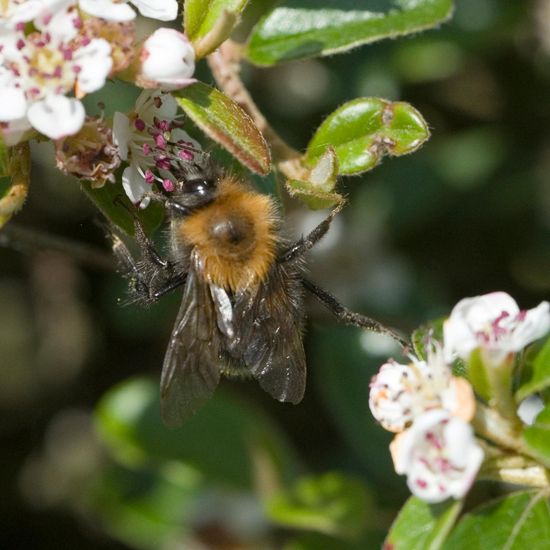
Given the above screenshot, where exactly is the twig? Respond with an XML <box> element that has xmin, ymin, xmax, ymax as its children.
<box><xmin>0</xmin><ymin>222</ymin><xmax>114</xmax><ymax>271</ymax></box>
<box><xmin>479</xmin><ymin>465</ymin><xmax>550</xmax><ymax>488</ymax></box>
<box><xmin>207</xmin><ymin>41</ymin><xmax>302</xmax><ymax>166</ymax></box>
<box><xmin>473</xmin><ymin>402</ymin><xmax>526</xmax><ymax>454</ymax></box>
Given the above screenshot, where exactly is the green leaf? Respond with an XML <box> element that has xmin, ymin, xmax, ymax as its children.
<box><xmin>305</xmin><ymin>99</ymin><xmax>430</xmax><ymax>176</ymax></box>
<box><xmin>176</xmin><ymin>83</ymin><xmax>271</xmax><ymax>175</ymax></box>
<box><xmin>246</xmin><ymin>0</ymin><xmax>454</xmax><ymax>66</ymax></box>
<box><xmin>285</xmin><ymin>532</ymin><xmax>381</xmax><ymax>550</ymax></box>
<box><xmin>386</xmin><ymin>496</ymin><xmax>463</xmax><ymax>550</ymax></box>
<box><xmin>184</xmin><ymin>0</ymin><xmax>249</xmax><ymax>58</ymax></box>
<box><xmin>95</xmin><ymin>377</ymin><xmax>301</xmax><ymax>489</ymax></box>
<box><xmin>443</xmin><ymin>491</ymin><xmax>550</xmax><ymax>550</ymax></box>
<box><xmin>522</xmin><ymin>404</ymin><xmax>550</xmax><ymax>468</ymax></box>
<box><xmin>91</xmin><ymin>462</ymin><xmax>202</xmax><ymax>550</ymax></box>
<box><xmin>267</xmin><ymin>472</ymin><xmax>371</xmax><ymax>539</ymax></box>
<box><xmin>516</xmin><ymin>336</ymin><xmax>550</xmax><ymax>402</ymax></box>
<box><xmin>81</xmin><ymin>179</ymin><xmax>164</xmax><ymax>236</ymax></box>
<box><xmin>466</xmin><ymin>347</ymin><xmax>493</xmax><ymax>401</ymax></box>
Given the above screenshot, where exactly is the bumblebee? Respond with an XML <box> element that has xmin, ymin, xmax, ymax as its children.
<box><xmin>111</xmin><ymin>160</ymin><xmax>406</xmax><ymax>427</ymax></box>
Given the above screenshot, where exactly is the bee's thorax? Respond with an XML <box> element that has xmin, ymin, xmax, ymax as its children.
<box><xmin>176</xmin><ymin>176</ymin><xmax>279</xmax><ymax>291</ymax></box>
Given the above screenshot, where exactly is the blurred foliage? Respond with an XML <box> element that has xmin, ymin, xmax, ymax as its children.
<box><xmin>2</xmin><ymin>0</ymin><xmax>550</xmax><ymax>548</ymax></box>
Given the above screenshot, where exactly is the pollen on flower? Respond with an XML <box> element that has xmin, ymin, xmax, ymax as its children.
<box><xmin>369</xmin><ymin>345</ymin><xmax>472</xmax><ymax>432</ymax></box>
<box><xmin>0</xmin><ymin>4</ymin><xmax>113</xmax><ymax>142</ymax></box>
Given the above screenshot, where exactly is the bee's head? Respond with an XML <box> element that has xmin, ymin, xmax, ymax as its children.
<box><xmin>178</xmin><ymin>175</ymin><xmax>217</xmax><ymax>206</ymax></box>
<box><xmin>170</xmin><ymin>160</ymin><xmax>219</xmax><ymax>212</ymax></box>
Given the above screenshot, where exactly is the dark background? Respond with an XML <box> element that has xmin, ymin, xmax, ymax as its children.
<box><xmin>2</xmin><ymin>1</ymin><xmax>550</xmax><ymax>548</ymax></box>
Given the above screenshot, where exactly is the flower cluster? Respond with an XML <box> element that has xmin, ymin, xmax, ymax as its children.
<box><xmin>0</xmin><ymin>0</ymin><xmax>195</xmax><ymax>145</ymax></box>
<box><xmin>370</xmin><ymin>292</ymin><xmax>550</xmax><ymax>503</ymax></box>
<box><xmin>113</xmin><ymin>90</ymin><xmax>201</xmax><ymax>207</ymax></box>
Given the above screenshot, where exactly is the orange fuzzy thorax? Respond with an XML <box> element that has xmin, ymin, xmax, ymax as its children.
<box><xmin>178</xmin><ymin>176</ymin><xmax>279</xmax><ymax>292</ymax></box>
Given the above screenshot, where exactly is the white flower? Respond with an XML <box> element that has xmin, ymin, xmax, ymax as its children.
<box><xmin>444</xmin><ymin>292</ymin><xmax>550</xmax><ymax>364</ymax></box>
<box><xmin>113</xmin><ymin>90</ymin><xmax>200</xmax><ymax>207</ymax></box>
<box><xmin>391</xmin><ymin>409</ymin><xmax>484</xmax><ymax>503</ymax></box>
<box><xmin>78</xmin><ymin>0</ymin><xmax>178</xmax><ymax>22</ymax></box>
<box><xmin>0</xmin><ymin>6</ymin><xmax>112</xmax><ymax>143</ymax></box>
<box><xmin>369</xmin><ymin>347</ymin><xmax>475</xmax><ymax>432</ymax></box>
<box><xmin>0</xmin><ymin>0</ymin><xmax>48</xmax><ymax>25</ymax></box>
<box><xmin>139</xmin><ymin>29</ymin><xmax>196</xmax><ymax>91</ymax></box>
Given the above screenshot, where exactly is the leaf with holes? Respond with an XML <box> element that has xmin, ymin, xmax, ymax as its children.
<box><xmin>305</xmin><ymin>99</ymin><xmax>430</xmax><ymax>176</ymax></box>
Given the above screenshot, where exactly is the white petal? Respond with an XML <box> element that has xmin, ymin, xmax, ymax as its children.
<box><xmin>112</xmin><ymin>111</ymin><xmax>131</xmax><ymax>160</ymax></box>
<box><xmin>444</xmin><ymin>418</ymin><xmax>475</xmax><ymax>468</ymax></box>
<box><xmin>171</xmin><ymin>128</ymin><xmax>200</xmax><ymax>149</ymax></box>
<box><xmin>74</xmin><ymin>38</ymin><xmax>112</xmax><ymax>94</ymax></box>
<box><xmin>369</xmin><ymin>360</ymin><xmax>421</xmax><ymax>433</ymax></box>
<box><xmin>1</xmin><ymin>116</ymin><xmax>32</xmax><ymax>146</ymax></box>
<box><xmin>35</xmin><ymin>2</ymin><xmax>80</xmax><ymax>42</ymax></box>
<box><xmin>131</xmin><ymin>0</ymin><xmax>178</xmax><ymax>21</ymax></box>
<box><xmin>0</xmin><ymin>87</ymin><xmax>28</xmax><ymax>121</ymax></box>
<box><xmin>447</xmin><ymin>443</ymin><xmax>484</xmax><ymax>500</ymax></box>
<box><xmin>510</xmin><ymin>302</ymin><xmax>550</xmax><ymax>351</ymax></box>
<box><xmin>444</xmin><ymin>292</ymin><xmax>520</xmax><ymax>361</ymax></box>
<box><xmin>0</xmin><ymin>24</ymin><xmax>23</xmax><ymax>61</ymax></box>
<box><xmin>517</xmin><ymin>395</ymin><xmax>545</xmax><ymax>425</ymax></box>
<box><xmin>122</xmin><ymin>164</ymin><xmax>149</xmax><ymax>205</ymax></box>
<box><xmin>395</xmin><ymin>410</ymin><xmax>483</xmax><ymax>503</ymax></box>
<box><xmin>27</xmin><ymin>95</ymin><xmax>85</xmax><ymax>139</ymax></box>
<box><xmin>79</xmin><ymin>0</ymin><xmax>136</xmax><ymax>22</ymax></box>
<box><xmin>141</xmin><ymin>28</ymin><xmax>196</xmax><ymax>91</ymax></box>
<box><xmin>6</xmin><ymin>0</ymin><xmax>44</xmax><ymax>23</ymax></box>
<box><xmin>135</xmin><ymin>90</ymin><xmax>177</xmax><ymax>123</ymax></box>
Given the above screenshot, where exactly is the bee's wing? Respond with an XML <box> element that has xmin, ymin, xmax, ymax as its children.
<box><xmin>235</xmin><ymin>262</ymin><xmax>306</xmax><ymax>404</ymax></box>
<box><xmin>160</xmin><ymin>268</ymin><xmax>222</xmax><ymax>427</ymax></box>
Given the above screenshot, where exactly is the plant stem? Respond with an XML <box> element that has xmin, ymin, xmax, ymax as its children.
<box><xmin>473</xmin><ymin>403</ymin><xmax>525</xmax><ymax>453</ymax></box>
<box><xmin>207</xmin><ymin>41</ymin><xmax>302</xmax><ymax>169</ymax></box>
<box><xmin>479</xmin><ymin>465</ymin><xmax>550</xmax><ymax>488</ymax></box>
<box><xmin>0</xmin><ymin>223</ymin><xmax>114</xmax><ymax>271</ymax></box>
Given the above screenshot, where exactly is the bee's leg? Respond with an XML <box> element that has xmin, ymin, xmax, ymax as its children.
<box><xmin>151</xmin><ymin>273</ymin><xmax>187</xmax><ymax>300</ymax></box>
<box><xmin>127</xmin><ymin>214</ymin><xmax>171</xmax><ymax>271</ymax></box>
<box><xmin>131</xmin><ymin>221</ymin><xmax>189</xmax><ymax>301</ymax></box>
<box><xmin>280</xmin><ymin>205</ymin><xmax>343</xmax><ymax>263</ymax></box>
<box><xmin>302</xmin><ymin>277</ymin><xmax>410</xmax><ymax>349</ymax></box>
<box><xmin>103</xmin><ymin>218</ymin><xmax>185</xmax><ymax>303</ymax></box>
<box><xmin>104</xmin><ymin>227</ymin><xmax>155</xmax><ymax>300</ymax></box>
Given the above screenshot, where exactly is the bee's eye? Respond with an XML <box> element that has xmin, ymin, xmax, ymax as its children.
<box><xmin>182</xmin><ymin>178</ymin><xmax>214</xmax><ymax>196</ymax></box>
